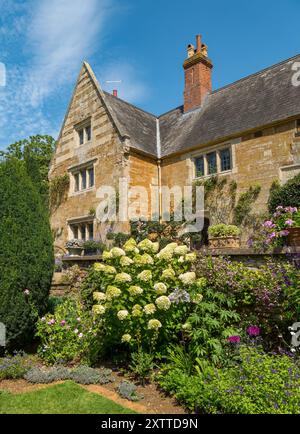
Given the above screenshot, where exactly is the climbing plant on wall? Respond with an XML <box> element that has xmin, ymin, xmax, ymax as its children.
<box><xmin>49</xmin><ymin>174</ymin><xmax>70</xmax><ymax>212</ymax></box>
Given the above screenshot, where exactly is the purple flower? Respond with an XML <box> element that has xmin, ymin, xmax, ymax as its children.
<box><xmin>279</xmin><ymin>230</ymin><xmax>289</xmax><ymax>237</ymax></box>
<box><xmin>263</xmin><ymin>220</ymin><xmax>276</xmax><ymax>228</ymax></box>
<box><xmin>78</xmin><ymin>333</ymin><xmax>83</xmax><ymax>338</ymax></box>
<box><xmin>227</xmin><ymin>335</ymin><xmax>241</xmax><ymax>343</ymax></box>
<box><xmin>285</xmin><ymin>219</ymin><xmax>294</xmax><ymax>227</ymax></box>
<box><xmin>247</xmin><ymin>325</ymin><xmax>260</xmax><ymax>336</ymax></box>
<box><xmin>269</xmin><ymin>232</ymin><xmax>276</xmax><ymax>239</ymax></box>
<box><xmin>60</xmin><ymin>320</ymin><xmax>66</xmax><ymax>326</ymax></box>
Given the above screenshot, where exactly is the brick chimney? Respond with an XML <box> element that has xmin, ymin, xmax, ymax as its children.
<box><xmin>183</xmin><ymin>35</ymin><xmax>213</xmax><ymax>112</ymax></box>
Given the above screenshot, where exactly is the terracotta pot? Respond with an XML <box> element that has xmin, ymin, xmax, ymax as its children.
<box><xmin>209</xmin><ymin>236</ymin><xmax>241</xmax><ymax>249</ymax></box>
<box><xmin>287</xmin><ymin>227</ymin><xmax>300</xmax><ymax>246</ymax></box>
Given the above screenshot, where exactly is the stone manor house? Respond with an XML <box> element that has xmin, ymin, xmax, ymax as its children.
<box><xmin>49</xmin><ymin>35</ymin><xmax>300</xmax><ymax>252</ymax></box>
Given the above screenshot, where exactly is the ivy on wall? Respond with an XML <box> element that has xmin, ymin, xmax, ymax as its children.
<box><xmin>49</xmin><ymin>174</ymin><xmax>70</xmax><ymax>212</ymax></box>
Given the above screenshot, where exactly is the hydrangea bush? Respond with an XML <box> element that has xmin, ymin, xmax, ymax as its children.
<box><xmin>89</xmin><ymin>238</ymin><xmax>202</xmax><ymax>353</ymax></box>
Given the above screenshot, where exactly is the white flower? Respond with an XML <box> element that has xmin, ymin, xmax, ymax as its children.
<box><xmin>128</xmin><ymin>285</ymin><xmax>143</xmax><ymax>296</ymax></box>
<box><xmin>157</xmin><ymin>246</ymin><xmax>174</xmax><ymax>261</ymax></box>
<box><xmin>103</xmin><ymin>265</ymin><xmax>117</xmax><ymax>274</ymax></box>
<box><xmin>148</xmin><ymin>319</ymin><xmax>162</xmax><ymax>330</ymax></box>
<box><xmin>121</xmin><ymin>334</ymin><xmax>132</xmax><ymax>343</ymax></box>
<box><xmin>162</xmin><ymin>268</ymin><xmax>176</xmax><ymax>280</ymax></box>
<box><xmin>179</xmin><ymin>271</ymin><xmax>196</xmax><ymax>285</ymax></box>
<box><xmin>117</xmin><ymin>310</ymin><xmax>129</xmax><ymax>321</ymax></box>
<box><xmin>154</xmin><ymin>282</ymin><xmax>167</xmax><ymax>295</ymax></box>
<box><xmin>123</xmin><ymin>238</ymin><xmax>138</xmax><ymax>253</ymax></box>
<box><xmin>102</xmin><ymin>250</ymin><xmax>113</xmax><ymax>260</ymax></box>
<box><xmin>143</xmin><ymin>303</ymin><xmax>156</xmax><ymax>315</ymax></box>
<box><xmin>93</xmin><ymin>292</ymin><xmax>106</xmax><ymax>303</ymax></box>
<box><xmin>111</xmin><ymin>247</ymin><xmax>126</xmax><ymax>257</ymax></box>
<box><xmin>174</xmin><ymin>245</ymin><xmax>189</xmax><ymax>256</ymax></box>
<box><xmin>138</xmin><ymin>239</ymin><xmax>159</xmax><ymax>253</ymax></box>
<box><xmin>137</xmin><ymin>270</ymin><xmax>152</xmax><ymax>282</ymax></box>
<box><xmin>155</xmin><ymin>295</ymin><xmax>171</xmax><ymax>310</ymax></box>
<box><xmin>120</xmin><ymin>256</ymin><xmax>134</xmax><ymax>267</ymax></box>
<box><xmin>94</xmin><ymin>263</ymin><xmax>106</xmax><ymax>272</ymax></box>
<box><xmin>92</xmin><ymin>304</ymin><xmax>106</xmax><ymax>315</ymax></box>
<box><xmin>185</xmin><ymin>252</ymin><xmax>197</xmax><ymax>263</ymax></box>
<box><xmin>164</xmin><ymin>242</ymin><xmax>178</xmax><ymax>250</ymax></box>
<box><xmin>114</xmin><ymin>272</ymin><xmax>132</xmax><ymax>283</ymax></box>
<box><xmin>182</xmin><ymin>322</ymin><xmax>192</xmax><ymax>331</ymax></box>
<box><xmin>132</xmin><ymin>304</ymin><xmax>143</xmax><ymax>317</ymax></box>
<box><xmin>178</xmin><ymin>256</ymin><xmax>185</xmax><ymax>263</ymax></box>
<box><xmin>134</xmin><ymin>253</ymin><xmax>154</xmax><ymax>266</ymax></box>
<box><xmin>106</xmin><ymin>285</ymin><xmax>121</xmax><ymax>300</ymax></box>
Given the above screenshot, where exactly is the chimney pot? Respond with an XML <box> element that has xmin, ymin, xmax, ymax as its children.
<box><xmin>113</xmin><ymin>89</ymin><xmax>118</xmax><ymax>97</ymax></box>
<box><xmin>196</xmin><ymin>34</ymin><xmax>201</xmax><ymax>53</ymax></box>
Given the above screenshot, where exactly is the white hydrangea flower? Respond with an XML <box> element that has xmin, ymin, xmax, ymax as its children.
<box><xmin>106</xmin><ymin>285</ymin><xmax>121</xmax><ymax>300</ymax></box>
<box><xmin>92</xmin><ymin>304</ymin><xmax>106</xmax><ymax>315</ymax></box>
<box><xmin>162</xmin><ymin>268</ymin><xmax>176</xmax><ymax>280</ymax></box>
<box><xmin>94</xmin><ymin>263</ymin><xmax>106</xmax><ymax>272</ymax></box>
<box><xmin>148</xmin><ymin>319</ymin><xmax>162</xmax><ymax>330</ymax></box>
<box><xmin>123</xmin><ymin>238</ymin><xmax>138</xmax><ymax>253</ymax></box>
<box><xmin>117</xmin><ymin>309</ymin><xmax>129</xmax><ymax>321</ymax></box>
<box><xmin>121</xmin><ymin>333</ymin><xmax>131</xmax><ymax>343</ymax></box>
<box><xmin>157</xmin><ymin>246</ymin><xmax>174</xmax><ymax>261</ymax></box>
<box><xmin>128</xmin><ymin>285</ymin><xmax>143</xmax><ymax>296</ymax></box>
<box><xmin>174</xmin><ymin>245</ymin><xmax>189</xmax><ymax>256</ymax></box>
<box><xmin>178</xmin><ymin>256</ymin><xmax>185</xmax><ymax>263</ymax></box>
<box><xmin>138</xmin><ymin>239</ymin><xmax>159</xmax><ymax>253</ymax></box>
<box><xmin>182</xmin><ymin>322</ymin><xmax>192</xmax><ymax>331</ymax></box>
<box><xmin>103</xmin><ymin>265</ymin><xmax>117</xmax><ymax>274</ymax></box>
<box><xmin>120</xmin><ymin>256</ymin><xmax>134</xmax><ymax>267</ymax></box>
<box><xmin>143</xmin><ymin>303</ymin><xmax>156</xmax><ymax>315</ymax></box>
<box><xmin>93</xmin><ymin>292</ymin><xmax>106</xmax><ymax>302</ymax></box>
<box><xmin>137</xmin><ymin>270</ymin><xmax>152</xmax><ymax>282</ymax></box>
<box><xmin>185</xmin><ymin>252</ymin><xmax>197</xmax><ymax>263</ymax></box>
<box><xmin>114</xmin><ymin>272</ymin><xmax>132</xmax><ymax>283</ymax></box>
<box><xmin>111</xmin><ymin>247</ymin><xmax>126</xmax><ymax>257</ymax></box>
<box><xmin>179</xmin><ymin>271</ymin><xmax>196</xmax><ymax>285</ymax></box>
<box><xmin>155</xmin><ymin>295</ymin><xmax>171</xmax><ymax>310</ymax></box>
<box><xmin>132</xmin><ymin>304</ymin><xmax>143</xmax><ymax>317</ymax></box>
<box><xmin>154</xmin><ymin>282</ymin><xmax>167</xmax><ymax>295</ymax></box>
<box><xmin>134</xmin><ymin>253</ymin><xmax>154</xmax><ymax>266</ymax></box>
<box><xmin>102</xmin><ymin>250</ymin><xmax>113</xmax><ymax>260</ymax></box>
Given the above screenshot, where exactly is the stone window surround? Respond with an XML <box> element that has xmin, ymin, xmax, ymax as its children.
<box><xmin>67</xmin><ymin>215</ymin><xmax>95</xmax><ymax>241</ymax></box>
<box><xmin>68</xmin><ymin>158</ymin><xmax>97</xmax><ymax>195</ymax></box>
<box><xmin>192</xmin><ymin>143</ymin><xmax>235</xmax><ymax>179</ymax></box>
<box><xmin>74</xmin><ymin>117</ymin><xmax>92</xmax><ymax>147</ymax></box>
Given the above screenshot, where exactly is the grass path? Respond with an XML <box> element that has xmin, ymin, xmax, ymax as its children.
<box><xmin>0</xmin><ymin>381</ymin><xmax>136</xmax><ymax>414</ymax></box>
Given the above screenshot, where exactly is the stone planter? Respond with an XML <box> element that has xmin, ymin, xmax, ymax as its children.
<box><xmin>84</xmin><ymin>249</ymin><xmax>101</xmax><ymax>256</ymax></box>
<box><xmin>287</xmin><ymin>227</ymin><xmax>300</xmax><ymax>246</ymax></box>
<box><xmin>209</xmin><ymin>236</ymin><xmax>241</xmax><ymax>249</ymax></box>
<box><xmin>67</xmin><ymin>247</ymin><xmax>83</xmax><ymax>256</ymax></box>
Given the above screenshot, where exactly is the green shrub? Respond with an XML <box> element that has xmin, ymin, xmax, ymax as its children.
<box><xmin>208</xmin><ymin>224</ymin><xmax>240</xmax><ymax>238</ymax></box>
<box><xmin>0</xmin><ymin>352</ymin><xmax>31</xmax><ymax>380</ymax></box>
<box><xmin>0</xmin><ymin>159</ymin><xmax>54</xmax><ymax>347</ymax></box>
<box><xmin>88</xmin><ymin>238</ymin><xmax>201</xmax><ymax>354</ymax></box>
<box><xmin>268</xmin><ymin>174</ymin><xmax>300</xmax><ymax>213</ymax></box>
<box><xmin>159</xmin><ymin>346</ymin><xmax>300</xmax><ymax>414</ymax></box>
<box><xmin>36</xmin><ymin>299</ymin><xmax>101</xmax><ymax>365</ymax></box>
<box><xmin>129</xmin><ymin>351</ymin><xmax>154</xmax><ymax>385</ymax></box>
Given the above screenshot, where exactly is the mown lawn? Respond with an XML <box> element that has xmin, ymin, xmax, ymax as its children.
<box><xmin>0</xmin><ymin>381</ymin><xmax>136</xmax><ymax>414</ymax></box>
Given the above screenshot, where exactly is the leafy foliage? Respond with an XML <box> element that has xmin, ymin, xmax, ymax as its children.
<box><xmin>49</xmin><ymin>174</ymin><xmax>70</xmax><ymax>212</ymax></box>
<box><xmin>129</xmin><ymin>350</ymin><xmax>154</xmax><ymax>385</ymax></box>
<box><xmin>268</xmin><ymin>174</ymin><xmax>300</xmax><ymax>213</ymax></box>
<box><xmin>0</xmin><ymin>352</ymin><xmax>32</xmax><ymax>380</ymax></box>
<box><xmin>117</xmin><ymin>380</ymin><xmax>142</xmax><ymax>401</ymax></box>
<box><xmin>0</xmin><ymin>159</ymin><xmax>54</xmax><ymax>347</ymax></box>
<box><xmin>208</xmin><ymin>224</ymin><xmax>240</xmax><ymax>238</ymax></box>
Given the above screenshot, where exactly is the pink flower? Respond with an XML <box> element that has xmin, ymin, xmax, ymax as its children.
<box><xmin>279</xmin><ymin>230</ymin><xmax>289</xmax><ymax>237</ymax></box>
<box><xmin>60</xmin><ymin>320</ymin><xmax>66</xmax><ymax>326</ymax></box>
<box><xmin>263</xmin><ymin>220</ymin><xmax>275</xmax><ymax>228</ymax></box>
<box><xmin>227</xmin><ymin>335</ymin><xmax>241</xmax><ymax>343</ymax></box>
<box><xmin>285</xmin><ymin>219</ymin><xmax>294</xmax><ymax>227</ymax></box>
<box><xmin>247</xmin><ymin>325</ymin><xmax>260</xmax><ymax>336</ymax></box>
<box><xmin>78</xmin><ymin>333</ymin><xmax>83</xmax><ymax>338</ymax></box>
<box><xmin>269</xmin><ymin>232</ymin><xmax>276</xmax><ymax>239</ymax></box>
<box><xmin>47</xmin><ymin>319</ymin><xmax>55</xmax><ymax>325</ymax></box>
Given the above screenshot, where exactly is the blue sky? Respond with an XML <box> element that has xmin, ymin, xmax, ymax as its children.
<box><xmin>0</xmin><ymin>0</ymin><xmax>300</xmax><ymax>149</ymax></box>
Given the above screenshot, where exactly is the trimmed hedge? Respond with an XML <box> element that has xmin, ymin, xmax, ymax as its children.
<box><xmin>268</xmin><ymin>174</ymin><xmax>300</xmax><ymax>213</ymax></box>
<box><xmin>0</xmin><ymin>159</ymin><xmax>54</xmax><ymax>347</ymax></box>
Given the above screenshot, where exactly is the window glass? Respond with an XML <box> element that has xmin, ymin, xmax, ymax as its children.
<box><xmin>74</xmin><ymin>173</ymin><xmax>80</xmax><ymax>192</ymax></box>
<box><xmin>80</xmin><ymin>225</ymin><xmax>86</xmax><ymax>241</ymax></box>
<box><xmin>220</xmin><ymin>148</ymin><xmax>231</xmax><ymax>172</ymax></box>
<box><xmin>88</xmin><ymin>223</ymin><xmax>94</xmax><ymax>240</ymax></box>
<box><xmin>79</xmin><ymin>129</ymin><xmax>84</xmax><ymax>145</ymax></box>
<box><xmin>195</xmin><ymin>156</ymin><xmax>204</xmax><ymax>177</ymax></box>
<box><xmin>207</xmin><ymin>152</ymin><xmax>217</xmax><ymax>174</ymax></box>
<box><xmin>88</xmin><ymin>167</ymin><xmax>94</xmax><ymax>187</ymax></box>
<box><xmin>81</xmin><ymin>170</ymin><xmax>87</xmax><ymax>190</ymax></box>
<box><xmin>72</xmin><ymin>225</ymin><xmax>78</xmax><ymax>239</ymax></box>
<box><xmin>85</xmin><ymin>125</ymin><xmax>91</xmax><ymax>141</ymax></box>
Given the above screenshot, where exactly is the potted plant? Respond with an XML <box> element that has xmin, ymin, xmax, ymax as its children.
<box><xmin>208</xmin><ymin>224</ymin><xmax>240</xmax><ymax>249</ymax></box>
<box><xmin>83</xmin><ymin>240</ymin><xmax>104</xmax><ymax>256</ymax></box>
<box><xmin>66</xmin><ymin>239</ymin><xmax>84</xmax><ymax>256</ymax></box>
